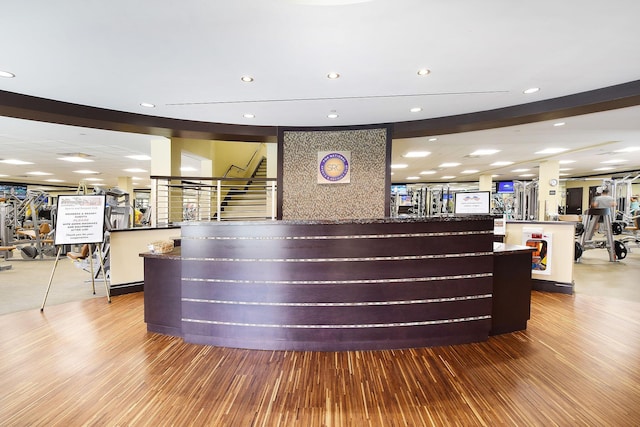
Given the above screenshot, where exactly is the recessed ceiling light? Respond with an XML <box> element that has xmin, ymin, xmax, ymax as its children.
<box><xmin>0</xmin><ymin>70</ymin><xmax>15</xmax><ymax>78</ymax></box>
<box><xmin>428</xmin><ymin>138</ymin><xmax>437</xmax><ymax>142</ymax></box>
<box><xmin>441</xmin><ymin>175</ymin><xmax>456</xmax><ymax>179</ymax></box>
<box><xmin>535</xmin><ymin>148</ymin><xmax>568</xmax><ymax>154</ymax></box>
<box><xmin>58</xmin><ymin>156</ymin><xmax>94</xmax><ymax>163</ymax></box>
<box><xmin>243</xmin><ymin>113</ymin><xmax>255</xmax><ymax>119</ymax></box>
<box><xmin>391</xmin><ymin>164</ymin><xmax>408</xmax><ymax>169</ymax></box>
<box><xmin>126</xmin><ymin>154</ymin><xmax>152</xmax><ymax>161</ymax></box>
<box><xmin>410</xmin><ymin>107</ymin><xmax>422</xmax><ymax>113</ymax></box>
<box><xmin>553</xmin><ymin>122</ymin><xmax>566</xmax><ymax>127</ymax></box>
<box><xmin>45</xmin><ymin>179</ymin><xmax>65</xmax><ymax>183</ymax></box>
<box><xmin>403</xmin><ymin>151</ymin><xmax>430</xmax><ymax>158</ymax></box>
<box><xmin>490</xmin><ymin>161</ymin><xmax>514</xmax><ymax>166</ymax></box>
<box><xmin>614</xmin><ymin>147</ymin><xmax>640</xmax><ymax>153</ymax></box>
<box><xmin>420</xmin><ymin>170</ymin><xmax>436</xmax><ymax>175</ymax></box>
<box><xmin>593</xmin><ymin>167</ymin><xmax>614</xmax><ymax>171</ymax></box>
<box><xmin>559</xmin><ymin>173</ymin><xmax>570</xmax><ymax>177</ymax></box>
<box><xmin>0</xmin><ymin>159</ymin><xmax>33</xmax><ymax>165</ymax></box>
<box><xmin>519</xmin><ymin>174</ymin><xmax>536</xmax><ymax>177</ymax></box>
<box><xmin>73</xmin><ymin>170</ymin><xmax>100</xmax><ymax>174</ymax></box>
<box><xmin>523</xmin><ymin>87</ymin><xmax>540</xmax><ymax>94</ymax></box>
<box><xmin>559</xmin><ymin>168</ymin><xmax>573</xmax><ymax>171</ymax></box>
<box><xmin>470</xmin><ymin>149</ymin><xmax>500</xmax><ymax>156</ymax></box>
<box><xmin>512</xmin><ymin>168</ymin><xmax>529</xmax><ymax>172</ymax></box>
<box><xmin>240</xmin><ymin>75</ymin><xmax>254</xmax><ymax>82</ymax></box>
<box><xmin>27</xmin><ymin>171</ymin><xmax>52</xmax><ymax>176</ymax></box>
<box><xmin>559</xmin><ymin>160</ymin><xmax>576</xmax><ymax>164</ymax></box>
<box><xmin>140</xmin><ymin>102</ymin><xmax>155</xmax><ymax>108</ymax></box>
<box><xmin>601</xmin><ymin>159</ymin><xmax>627</xmax><ymax>164</ymax></box>
<box><xmin>406</xmin><ymin>176</ymin><xmax>420</xmax><ymax>180</ymax></box>
<box><xmin>439</xmin><ymin>162</ymin><xmax>460</xmax><ymax>168</ymax></box>
<box><xmin>85</xmin><ymin>177</ymin><xmax>103</xmax><ymax>182</ymax></box>
<box><xmin>417</xmin><ymin>69</ymin><xmax>431</xmax><ymax>76</ymax></box>
<box><xmin>327</xmin><ymin>112</ymin><xmax>339</xmax><ymax>119</ymax></box>
<box><xmin>0</xmin><ymin>174</ymin><xmax>8</xmax><ymax>177</ymax></box>
<box><xmin>461</xmin><ymin>170</ymin><xmax>479</xmax><ymax>174</ymax></box>
<box><xmin>327</xmin><ymin>72</ymin><xmax>340</xmax><ymax>79</ymax></box>
<box><xmin>123</xmin><ymin>168</ymin><xmax>147</xmax><ymax>173</ymax></box>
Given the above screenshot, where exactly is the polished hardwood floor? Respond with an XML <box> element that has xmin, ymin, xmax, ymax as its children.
<box><xmin>1</xmin><ymin>288</ymin><xmax>639</xmax><ymax>426</ymax></box>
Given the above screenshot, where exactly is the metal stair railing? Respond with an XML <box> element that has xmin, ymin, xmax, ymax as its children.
<box><xmin>151</xmin><ymin>175</ymin><xmax>276</xmax><ymax>226</ymax></box>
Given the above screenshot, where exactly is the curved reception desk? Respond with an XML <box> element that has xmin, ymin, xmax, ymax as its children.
<box><xmin>141</xmin><ymin>217</ymin><xmax>524</xmax><ymax>351</ymax></box>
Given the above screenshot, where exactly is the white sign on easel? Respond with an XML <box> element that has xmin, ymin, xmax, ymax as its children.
<box><xmin>41</xmin><ymin>195</ymin><xmax>110</xmax><ymax>310</ymax></box>
<box><xmin>55</xmin><ymin>195</ymin><xmax>106</xmax><ymax>245</ymax></box>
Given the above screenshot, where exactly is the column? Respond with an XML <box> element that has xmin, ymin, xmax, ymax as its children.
<box><xmin>150</xmin><ymin>138</ymin><xmax>181</xmax><ymax>225</ymax></box>
<box><xmin>478</xmin><ymin>174</ymin><xmax>493</xmax><ymax>192</ymax></box>
<box><xmin>538</xmin><ymin>160</ymin><xmax>560</xmax><ymax>220</ymax></box>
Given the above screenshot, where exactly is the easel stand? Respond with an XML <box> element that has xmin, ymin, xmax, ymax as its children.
<box><xmin>41</xmin><ymin>245</ymin><xmax>111</xmax><ymax>311</ymax></box>
<box><xmin>41</xmin><ymin>194</ymin><xmax>110</xmax><ymax>311</ymax></box>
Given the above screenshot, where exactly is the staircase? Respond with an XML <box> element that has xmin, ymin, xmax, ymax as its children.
<box><xmin>219</xmin><ymin>158</ymin><xmax>269</xmax><ymax>221</ymax></box>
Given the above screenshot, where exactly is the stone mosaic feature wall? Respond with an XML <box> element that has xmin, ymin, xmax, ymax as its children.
<box><xmin>281</xmin><ymin>128</ymin><xmax>389</xmax><ymax>220</ymax></box>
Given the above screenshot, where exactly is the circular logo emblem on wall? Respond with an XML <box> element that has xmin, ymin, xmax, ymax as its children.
<box><xmin>319</xmin><ymin>152</ymin><xmax>349</xmax><ymax>182</ymax></box>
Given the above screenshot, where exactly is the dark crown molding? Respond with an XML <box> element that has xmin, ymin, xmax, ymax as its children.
<box><xmin>1</xmin><ymin>80</ymin><xmax>639</xmax><ymax>141</ymax></box>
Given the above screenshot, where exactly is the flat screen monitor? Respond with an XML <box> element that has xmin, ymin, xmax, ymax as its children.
<box><xmin>399</xmin><ymin>195</ymin><xmax>412</xmax><ymax>206</ymax></box>
<box><xmin>390</xmin><ymin>184</ymin><xmax>408</xmax><ymax>195</ymax></box>
<box><xmin>496</xmin><ymin>181</ymin><xmax>514</xmax><ymax>194</ymax></box>
<box><xmin>0</xmin><ymin>183</ymin><xmax>27</xmax><ymax>200</ymax></box>
<box><xmin>454</xmin><ymin>191</ymin><xmax>491</xmax><ymax>215</ymax></box>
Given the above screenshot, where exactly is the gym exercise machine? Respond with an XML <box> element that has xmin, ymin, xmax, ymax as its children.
<box><xmin>93</xmin><ymin>186</ymin><xmax>133</xmax><ymax>230</ymax></box>
<box><xmin>0</xmin><ymin>189</ymin><xmax>56</xmax><ymax>260</ymax></box>
<box><xmin>513</xmin><ymin>180</ymin><xmax>539</xmax><ymax>221</ymax></box>
<box><xmin>575</xmin><ymin>207</ymin><xmax>628</xmax><ymax>262</ymax></box>
<box><xmin>391</xmin><ymin>184</ymin><xmax>451</xmax><ymax>218</ymax></box>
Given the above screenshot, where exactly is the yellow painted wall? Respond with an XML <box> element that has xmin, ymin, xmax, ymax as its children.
<box><xmin>171</xmin><ymin>138</ymin><xmax>267</xmax><ymax>178</ymax></box>
<box><xmin>212</xmin><ymin>141</ymin><xmax>265</xmax><ymax>177</ymax></box>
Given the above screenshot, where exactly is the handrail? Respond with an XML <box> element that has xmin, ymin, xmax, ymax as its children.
<box><xmin>151</xmin><ymin>176</ymin><xmax>276</xmax><ymax>225</ymax></box>
<box><xmin>150</xmin><ymin>175</ymin><xmax>276</xmax><ymax>182</ymax></box>
<box><xmin>222</xmin><ymin>144</ymin><xmax>265</xmax><ymax>178</ymax></box>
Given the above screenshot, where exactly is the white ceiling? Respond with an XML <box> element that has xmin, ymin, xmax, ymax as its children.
<box><xmin>1</xmin><ymin>0</ymin><xmax>640</xmax><ymax>189</ymax></box>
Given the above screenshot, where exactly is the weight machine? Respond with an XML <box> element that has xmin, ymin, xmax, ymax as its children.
<box><xmin>0</xmin><ymin>189</ymin><xmax>56</xmax><ymax>260</ymax></box>
<box><xmin>605</xmin><ymin>174</ymin><xmax>640</xmax><ymax>251</ymax></box>
<box><xmin>513</xmin><ymin>180</ymin><xmax>539</xmax><ymax>221</ymax></box>
<box><xmin>93</xmin><ymin>186</ymin><xmax>132</xmax><ymax>230</ymax></box>
<box><xmin>575</xmin><ymin>207</ymin><xmax>628</xmax><ymax>261</ymax></box>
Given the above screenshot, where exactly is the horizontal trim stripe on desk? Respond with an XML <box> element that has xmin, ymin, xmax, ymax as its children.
<box><xmin>182</xmin><ymin>272</ymin><xmax>493</xmax><ymax>285</ymax></box>
<box><xmin>181</xmin><ymin>315</ymin><xmax>492</xmax><ymax>329</ymax></box>
<box><xmin>182</xmin><ymin>293</ymin><xmax>492</xmax><ymax>307</ymax></box>
<box><xmin>181</xmin><ymin>230</ymin><xmax>493</xmax><ymax>241</ymax></box>
<box><xmin>181</xmin><ymin>251</ymin><xmax>493</xmax><ymax>263</ymax></box>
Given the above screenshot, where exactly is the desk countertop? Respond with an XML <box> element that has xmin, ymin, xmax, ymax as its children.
<box><xmin>493</xmin><ymin>242</ymin><xmax>536</xmax><ymax>255</ymax></box>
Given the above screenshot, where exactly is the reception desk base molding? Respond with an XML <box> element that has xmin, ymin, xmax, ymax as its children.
<box><xmin>109</xmin><ymin>281</ymin><xmax>144</xmax><ymax>296</ymax></box>
<box><xmin>183</xmin><ymin>321</ymin><xmax>491</xmax><ymax>351</ymax></box>
<box><xmin>532</xmin><ymin>278</ymin><xmax>574</xmax><ymax>295</ymax></box>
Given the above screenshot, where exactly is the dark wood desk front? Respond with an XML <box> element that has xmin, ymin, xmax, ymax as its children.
<box><xmin>141</xmin><ymin>218</ymin><xmax>533</xmax><ymax>351</ymax></box>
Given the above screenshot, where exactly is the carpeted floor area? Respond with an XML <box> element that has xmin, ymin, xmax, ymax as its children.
<box><xmin>0</xmin><ymin>249</ymin><xmax>109</xmax><ymax>315</ymax></box>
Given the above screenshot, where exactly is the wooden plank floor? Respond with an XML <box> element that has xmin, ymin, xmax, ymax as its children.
<box><xmin>0</xmin><ymin>291</ymin><xmax>639</xmax><ymax>426</ymax></box>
